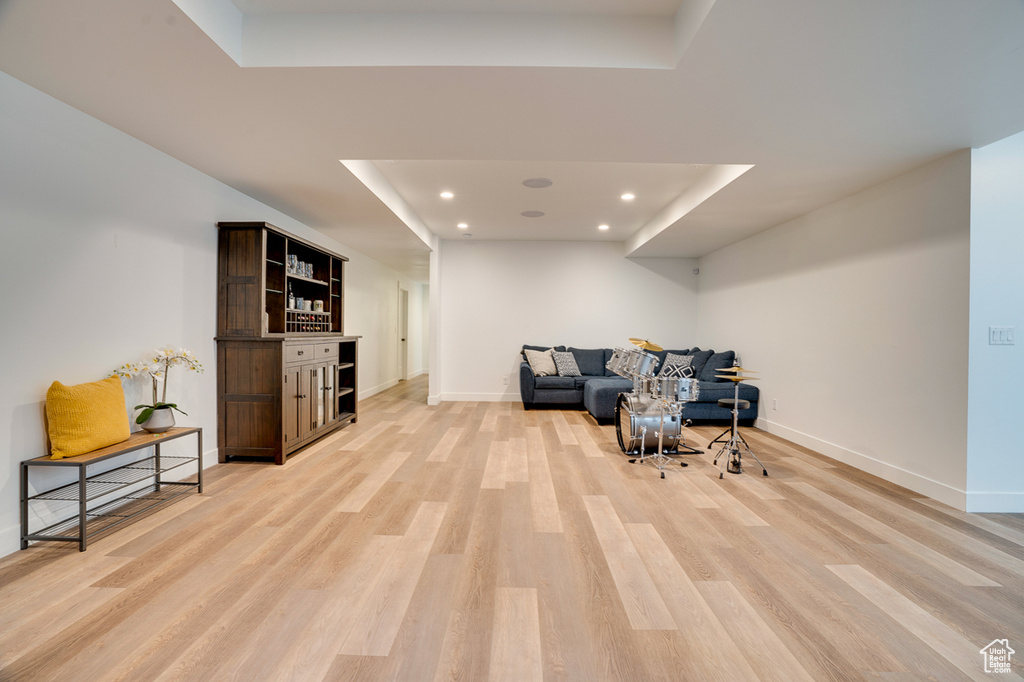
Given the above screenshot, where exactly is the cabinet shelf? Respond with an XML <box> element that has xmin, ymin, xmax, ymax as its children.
<box><xmin>287</xmin><ymin>273</ymin><xmax>329</xmax><ymax>287</ymax></box>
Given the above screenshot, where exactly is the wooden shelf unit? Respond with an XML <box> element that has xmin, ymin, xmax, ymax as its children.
<box><xmin>21</xmin><ymin>427</ymin><xmax>203</xmax><ymax>551</ymax></box>
<box><xmin>216</xmin><ymin>222</ymin><xmax>359</xmax><ymax>465</ymax></box>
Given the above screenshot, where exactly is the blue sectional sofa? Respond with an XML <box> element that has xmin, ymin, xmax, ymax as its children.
<box><xmin>519</xmin><ymin>345</ymin><xmax>759</xmax><ymax>424</ymax></box>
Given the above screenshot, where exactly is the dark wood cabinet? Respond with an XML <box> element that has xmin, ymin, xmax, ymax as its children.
<box><xmin>216</xmin><ymin>222</ymin><xmax>359</xmax><ymax>465</ymax></box>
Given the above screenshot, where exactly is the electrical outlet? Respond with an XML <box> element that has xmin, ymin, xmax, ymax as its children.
<box><xmin>772</xmin><ymin>398</ymin><xmax>778</xmax><ymax>411</ymax></box>
<box><xmin>502</xmin><ymin>376</ymin><xmax>509</xmax><ymax>386</ymax></box>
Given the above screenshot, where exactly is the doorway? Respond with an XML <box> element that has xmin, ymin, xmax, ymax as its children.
<box><xmin>398</xmin><ymin>285</ymin><xmax>409</xmax><ymax>381</ymax></box>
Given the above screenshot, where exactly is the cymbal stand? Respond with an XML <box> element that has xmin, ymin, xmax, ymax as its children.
<box><xmin>712</xmin><ymin>380</ymin><xmax>768</xmax><ymax>479</ymax></box>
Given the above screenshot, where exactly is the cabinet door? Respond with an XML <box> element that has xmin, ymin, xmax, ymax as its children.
<box><xmin>308</xmin><ymin>364</ymin><xmax>322</xmax><ymax>433</ymax></box>
<box><xmin>283</xmin><ymin>366</ymin><xmax>300</xmax><ymax>446</ymax></box>
<box><xmin>322</xmin><ymin>361</ymin><xmax>338</xmax><ymax>425</ymax></box>
<box><xmin>284</xmin><ymin>365</ymin><xmax>313</xmax><ymax>446</ymax></box>
<box><xmin>300</xmin><ymin>365</ymin><xmax>314</xmax><ymax>440</ymax></box>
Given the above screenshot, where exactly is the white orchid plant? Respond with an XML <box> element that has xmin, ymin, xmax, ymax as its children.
<box><xmin>111</xmin><ymin>347</ymin><xmax>204</xmax><ymax>424</ymax></box>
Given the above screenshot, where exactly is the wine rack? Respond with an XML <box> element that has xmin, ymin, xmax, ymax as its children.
<box><xmin>286</xmin><ymin>310</ymin><xmax>332</xmax><ymax>334</ymax></box>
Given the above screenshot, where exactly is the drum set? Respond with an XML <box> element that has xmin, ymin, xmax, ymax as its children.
<box><xmin>608</xmin><ymin>338</ymin><xmax>702</xmax><ymax>478</ymax></box>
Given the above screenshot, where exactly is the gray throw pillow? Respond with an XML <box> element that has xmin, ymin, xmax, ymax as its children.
<box><xmin>700</xmin><ymin>350</ymin><xmax>737</xmax><ymax>382</ymax></box>
<box><xmin>524</xmin><ymin>348</ymin><xmax>557</xmax><ymax>377</ymax></box>
<box><xmin>658</xmin><ymin>352</ymin><xmax>694</xmax><ymax>378</ymax></box>
<box><xmin>552</xmin><ymin>351</ymin><xmax>582</xmax><ymax>377</ymax></box>
<box><xmin>687</xmin><ymin>349</ymin><xmax>715</xmax><ymax>379</ymax></box>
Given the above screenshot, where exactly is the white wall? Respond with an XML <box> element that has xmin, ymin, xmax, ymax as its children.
<box><xmin>0</xmin><ymin>71</ymin><xmax>425</xmax><ymax>558</ymax></box>
<box><xmin>967</xmin><ymin>131</ymin><xmax>1024</xmax><ymax>512</ymax></box>
<box><xmin>437</xmin><ymin>240</ymin><xmax>698</xmax><ymax>401</ymax></box>
<box><xmin>697</xmin><ymin>151</ymin><xmax>973</xmax><ymax>508</ymax></box>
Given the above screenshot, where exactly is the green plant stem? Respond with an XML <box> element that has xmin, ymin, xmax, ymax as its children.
<box><xmin>161</xmin><ymin>358</ymin><xmax>170</xmax><ymax>404</ymax></box>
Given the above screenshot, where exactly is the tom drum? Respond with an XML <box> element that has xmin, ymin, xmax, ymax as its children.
<box><xmin>606</xmin><ymin>347</ymin><xmax>630</xmax><ymax>378</ymax></box>
<box><xmin>651</xmin><ymin>377</ymin><xmax>700</xmax><ymax>403</ymax></box>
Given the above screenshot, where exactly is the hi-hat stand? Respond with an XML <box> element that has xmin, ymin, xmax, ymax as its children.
<box><xmin>711</xmin><ymin>368</ymin><xmax>768</xmax><ymax>479</ymax></box>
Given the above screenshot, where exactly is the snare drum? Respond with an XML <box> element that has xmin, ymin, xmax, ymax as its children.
<box><xmin>651</xmin><ymin>377</ymin><xmax>700</xmax><ymax>402</ymax></box>
<box><xmin>615</xmin><ymin>394</ymin><xmax>682</xmax><ymax>454</ymax></box>
<box><xmin>606</xmin><ymin>347</ymin><xmax>630</xmax><ymax>377</ymax></box>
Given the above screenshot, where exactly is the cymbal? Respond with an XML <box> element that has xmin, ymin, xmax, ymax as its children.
<box><xmin>716</xmin><ymin>375</ymin><xmax>761</xmax><ymax>381</ymax></box>
<box><xmin>716</xmin><ymin>367</ymin><xmax>759</xmax><ymax>373</ymax></box>
<box><xmin>628</xmin><ymin>338</ymin><xmax>663</xmax><ymax>352</ymax></box>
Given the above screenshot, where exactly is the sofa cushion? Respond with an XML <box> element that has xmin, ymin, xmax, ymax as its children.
<box><xmin>685</xmin><ymin>348</ymin><xmax>714</xmax><ymax>379</ymax></box>
<box><xmin>604</xmin><ymin>348</ymin><xmax>618</xmax><ymax>376</ymax></box>
<box><xmin>552</xmin><ymin>351</ymin><xmax>581</xmax><ymax>377</ymax></box>
<box><xmin>583</xmin><ymin>377</ymin><xmax>635</xmax><ymax>419</ymax></box>
<box><xmin>658</xmin><ymin>352</ymin><xmax>694</xmax><ymax>378</ymax></box>
<box><xmin>521</xmin><ymin>344</ymin><xmax>565</xmax><ymax>360</ymax></box>
<box><xmin>569</xmin><ymin>347</ymin><xmax>606</xmax><ymax>376</ymax></box>
<box><xmin>693</xmin><ymin>380</ymin><xmax>759</xmax><ymax>403</ymax></box>
<box><xmin>700</xmin><ymin>350</ymin><xmax>737</xmax><ymax>382</ymax></box>
<box><xmin>652</xmin><ymin>348</ymin><xmax>690</xmax><ymax>371</ymax></box>
<box><xmin>525</xmin><ymin>348</ymin><xmax>557</xmax><ymax>376</ymax></box>
<box><xmin>535</xmin><ymin>375</ymin><xmax>578</xmax><ymax>390</ymax></box>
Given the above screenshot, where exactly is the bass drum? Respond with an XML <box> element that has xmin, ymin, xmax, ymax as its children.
<box><xmin>616</xmin><ymin>393</ymin><xmax>682</xmax><ymax>455</ymax></box>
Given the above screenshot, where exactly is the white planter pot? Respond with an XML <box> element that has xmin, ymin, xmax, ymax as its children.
<box><xmin>141</xmin><ymin>407</ymin><xmax>176</xmax><ymax>433</ymax></box>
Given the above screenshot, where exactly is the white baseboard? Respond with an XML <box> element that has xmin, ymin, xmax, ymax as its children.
<box><xmin>0</xmin><ymin>523</ymin><xmax>20</xmax><ymax>559</ymax></box>
<box><xmin>439</xmin><ymin>392</ymin><xmax>520</xmax><ymax>402</ymax></box>
<box><xmin>360</xmin><ymin>379</ymin><xmax>399</xmax><ymax>400</ymax></box>
<box><xmin>427</xmin><ymin>394</ymin><xmax>441</xmax><ymax>406</ymax></box>
<box><xmin>756</xmin><ymin>417</ymin><xmax>968</xmax><ymax>511</ymax></box>
<box><xmin>406</xmin><ymin>368</ymin><xmax>426</xmax><ymax>379</ymax></box>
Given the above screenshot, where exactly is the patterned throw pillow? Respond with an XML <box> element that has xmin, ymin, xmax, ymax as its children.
<box><xmin>658</xmin><ymin>352</ymin><xmax>694</xmax><ymax>378</ymax></box>
<box><xmin>524</xmin><ymin>348</ymin><xmax>558</xmax><ymax>377</ymax></box>
<box><xmin>552</xmin><ymin>351</ymin><xmax>582</xmax><ymax>377</ymax></box>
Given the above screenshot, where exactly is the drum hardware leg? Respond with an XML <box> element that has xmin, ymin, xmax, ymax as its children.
<box><xmin>628</xmin><ymin>425</ymin><xmax>647</xmax><ymax>464</ymax></box>
<box><xmin>709</xmin><ymin>427</ymin><xmax>732</xmax><ymax>448</ymax></box>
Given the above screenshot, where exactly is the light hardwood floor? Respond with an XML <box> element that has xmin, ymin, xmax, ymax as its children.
<box><xmin>3</xmin><ymin>375</ymin><xmax>1024</xmax><ymax>681</ymax></box>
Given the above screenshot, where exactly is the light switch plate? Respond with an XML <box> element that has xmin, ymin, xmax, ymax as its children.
<box><xmin>989</xmin><ymin>326</ymin><xmax>1016</xmax><ymax>345</ymax></box>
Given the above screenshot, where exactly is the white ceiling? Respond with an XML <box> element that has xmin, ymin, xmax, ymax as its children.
<box><xmin>2</xmin><ymin>0</ymin><xmax>1023</xmax><ymax>284</ymax></box>
<box><xmin>370</xmin><ymin>160</ymin><xmax>711</xmax><ymax>241</ymax></box>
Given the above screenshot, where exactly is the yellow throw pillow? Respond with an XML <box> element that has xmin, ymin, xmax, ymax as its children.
<box><xmin>46</xmin><ymin>376</ymin><xmax>131</xmax><ymax>459</ymax></box>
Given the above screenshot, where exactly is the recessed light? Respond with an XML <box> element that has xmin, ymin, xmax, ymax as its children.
<box><xmin>457</xmin><ymin>223</ymin><xmax>468</xmax><ymax>229</ymax></box>
<box><xmin>598</xmin><ymin>224</ymin><xmax>610</xmax><ymax>231</ymax></box>
<box><xmin>440</xmin><ymin>191</ymin><xmax>454</xmax><ymax>199</ymax></box>
<box><xmin>621</xmin><ymin>193</ymin><xmax>635</xmax><ymax>201</ymax></box>
<box><xmin>521</xmin><ymin>211</ymin><xmax>545</xmax><ymax>218</ymax></box>
<box><xmin>522</xmin><ymin>178</ymin><xmax>553</xmax><ymax>189</ymax></box>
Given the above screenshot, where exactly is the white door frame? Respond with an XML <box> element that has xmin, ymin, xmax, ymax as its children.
<box><xmin>398</xmin><ymin>284</ymin><xmax>409</xmax><ymax>381</ymax></box>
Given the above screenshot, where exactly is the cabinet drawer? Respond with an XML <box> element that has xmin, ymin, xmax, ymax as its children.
<box><xmin>285</xmin><ymin>343</ymin><xmax>315</xmax><ymax>364</ymax></box>
<box><xmin>315</xmin><ymin>342</ymin><xmax>339</xmax><ymax>361</ymax></box>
